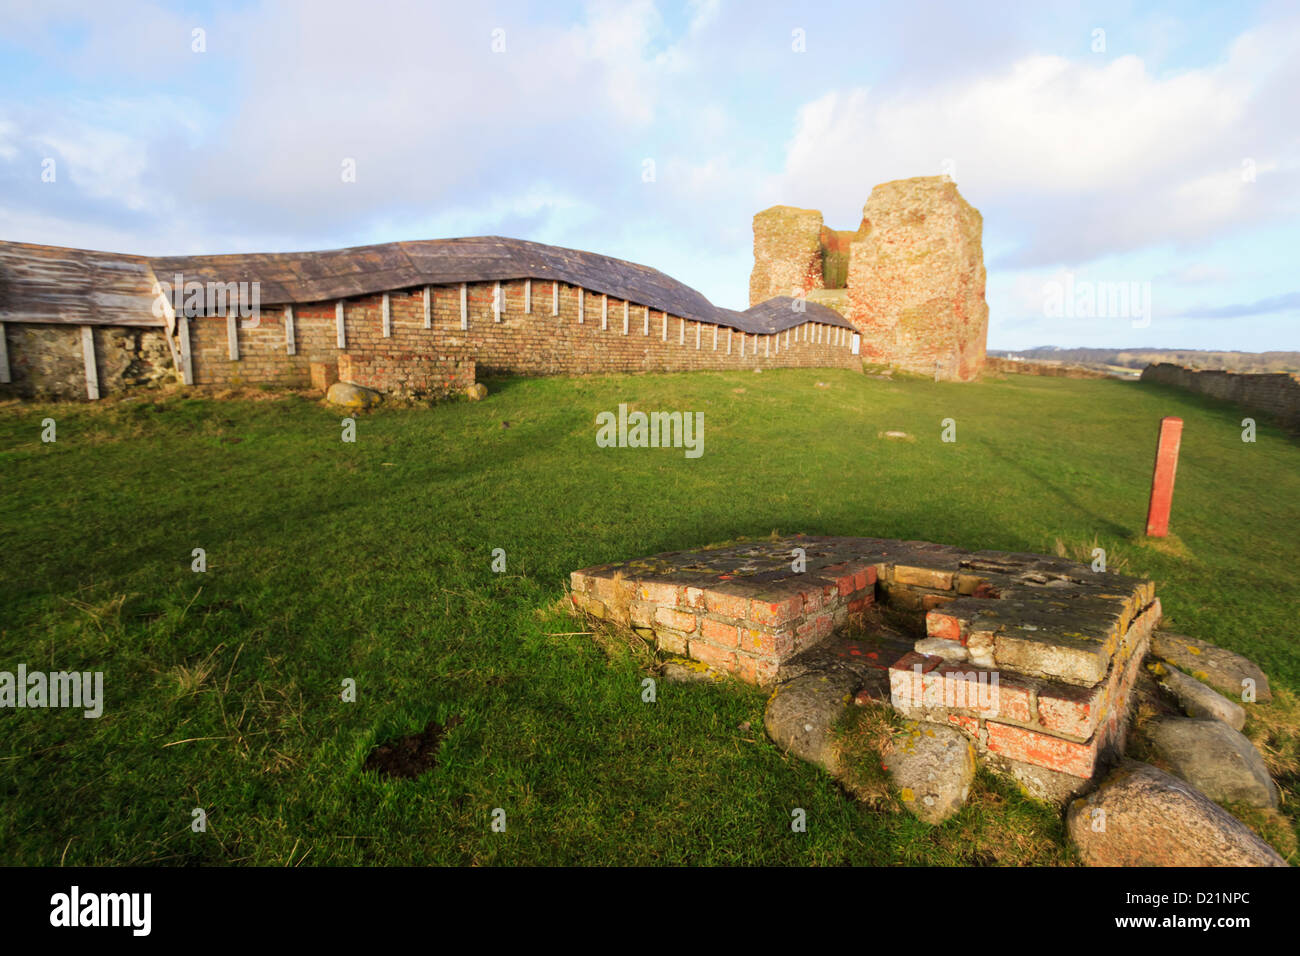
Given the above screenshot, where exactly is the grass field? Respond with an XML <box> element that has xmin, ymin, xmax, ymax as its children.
<box><xmin>2</xmin><ymin>368</ymin><xmax>1297</xmax><ymax>866</ymax></box>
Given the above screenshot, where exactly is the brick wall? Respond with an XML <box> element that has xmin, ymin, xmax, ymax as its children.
<box><xmin>0</xmin><ymin>323</ymin><xmax>178</xmax><ymax>400</ymax></box>
<box><xmin>1140</xmin><ymin>363</ymin><xmax>1300</xmax><ymax>431</ymax></box>
<box><xmin>185</xmin><ymin>277</ymin><xmax>861</xmax><ymax>393</ymax></box>
<box><xmin>337</xmin><ymin>350</ymin><xmax>474</xmax><ymax>400</ymax></box>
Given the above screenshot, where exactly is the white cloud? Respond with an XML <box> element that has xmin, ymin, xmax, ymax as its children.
<box><xmin>773</xmin><ymin>22</ymin><xmax>1300</xmax><ymax>266</ymax></box>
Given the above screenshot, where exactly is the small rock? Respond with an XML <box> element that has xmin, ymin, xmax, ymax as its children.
<box><xmin>763</xmin><ymin>669</ymin><xmax>858</xmax><ymax>774</ymax></box>
<box><xmin>464</xmin><ymin>383</ymin><xmax>488</xmax><ymax>401</ymax></box>
<box><xmin>500</xmin><ymin>421</ymin><xmax>510</xmax><ymax>429</ymax></box>
<box><xmin>753</xmin><ymin>368</ymin><xmax>762</xmax><ymax>374</ymax></box>
<box><xmin>1143</xmin><ymin>717</ymin><xmax>1278</xmax><ymax>808</ymax></box>
<box><xmin>1149</xmin><ymin>661</ymin><xmax>1245</xmax><ymax>730</ymax></box>
<box><xmin>661</xmin><ymin>659</ymin><xmax>725</xmax><ymax>685</ymax></box>
<box><xmin>885</xmin><ymin>721</ymin><xmax>975</xmax><ymax>824</ymax></box>
<box><xmin>881</xmin><ymin>430</ymin><xmax>911</xmax><ymax>440</ymax></box>
<box><xmin>1067</xmin><ymin>760</ymin><xmax>1286</xmax><ymax>867</ymax></box>
<box><xmin>326</xmin><ymin>381</ymin><xmax>381</xmax><ymax>408</ymax></box>
<box><xmin>1151</xmin><ymin>631</ymin><xmax>1271</xmax><ymax>702</ymax></box>
<box><xmin>815</xmin><ymin>381</ymin><xmax>829</xmax><ymax>388</ymax></box>
<box><xmin>914</xmin><ymin>637</ymin><xmax>969</xmax><ymax>663</ymax></box>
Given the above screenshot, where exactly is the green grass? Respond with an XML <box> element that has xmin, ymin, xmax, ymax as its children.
<box><xmin>1</xmin><ymin>368</ymin><xmax>1296</xmax><ymax>865</ymax></box>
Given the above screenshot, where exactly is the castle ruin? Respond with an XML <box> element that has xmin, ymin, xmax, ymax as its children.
<box><xmin>750</xmin><ymin>176</ymin><xmax>989</xmax><ymax>382</ymax></box>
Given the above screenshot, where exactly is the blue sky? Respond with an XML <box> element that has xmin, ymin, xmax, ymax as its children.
<box><xmin>1</xmin><ymin>0</ymin><xmax>1296</xmax><ymax>351</ymax></box>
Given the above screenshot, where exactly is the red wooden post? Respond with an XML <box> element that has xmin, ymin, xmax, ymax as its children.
<box><xmin>1145</xmin><ymin>417</ymin><xmax>1184</xmax><ymax>537</ymax></box>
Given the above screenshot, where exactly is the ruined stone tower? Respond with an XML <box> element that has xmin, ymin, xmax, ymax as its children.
<box><xmin>749</xmin><ymin>176</ymin><xmax>988</xmax><ymax>381</ymax></box>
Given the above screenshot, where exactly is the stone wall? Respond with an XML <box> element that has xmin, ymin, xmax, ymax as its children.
<box><xmin>750</xmin><ymin>177</ymin><xmax>989</xmax><ymax>382</ymax></box>
<box><xmin>1140</xmin><ymin>363</ymin><xmax>1300</xmax><ymax>431</ymax></box>
<box><xmin>986</xmin><ymin>357</ymin><xmax>1112</xmax><ymax>379</ymax></box>
<box><xmin>185</xmin><ymin>278</ymin><xmax>861</xmax><ymax>394</ymax></box>
<box><xmin>0</xmin><ymin>323</ymin><xmax>178</xmax><ymax>400</ymax></box>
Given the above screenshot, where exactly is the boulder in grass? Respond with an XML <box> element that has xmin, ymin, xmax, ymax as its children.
<box><xmin>1150</xmin><ymin>632</ymin><xmax>1271</xmax><ymax>702</ymax></box>
<box><xmin>326</xmin><ymin>381</ymin><xmax>381</xmax><ymax>408</ymax></box>
<box><xmin>764</xmin><ymin>669</ymin><xmax>858</xmax><ymax>774</ymax></box>
<box><xmin>1143</xmin><ymin>717</ymin><xmax>1279</xmax><ymax>809</ymax></box>
<box><xmin>1067</xmin><ymin>760</ymin><xmax>1287</xmax><ymax>867</ymax></box>
<box><xmin>1149</xmin><ymin>661</ymin><xmax>1245</xmax><ymax>730</ymax></box>
<box><xmin>464</xmin><ymin>383</ymin><xmax>488</xmax><ymax>401</ymax></box>
<box><xmin>884</xmin><ymin>721</ymin><xmax>975</xmax><ymax>824</ymax></box>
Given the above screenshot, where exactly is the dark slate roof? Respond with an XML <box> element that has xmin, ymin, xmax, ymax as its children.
<box><xmin>152</xmin><ymin>237</ymin><xmax>851</xmax><ymax>334</ymax></box>
<box><xmin>1</xmin><ymin>236</ymin><xmax>851</xmax><ymax>334</ymax></box>
<box><xmin>0</xmin><ymin>241</ymin><xmax>162</xmax><ymax>328</ymax></box>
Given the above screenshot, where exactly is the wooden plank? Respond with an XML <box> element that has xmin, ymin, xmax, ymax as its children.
<box><xmin>382</xmin><ymin>293</ymin><xmax>392</xmax><ymax>337</ymax></box>
<box><xmin>695</xmin><ymin>322</ymin><xmax>701</xmax><ymax>349</ymax></box>
<box><xmin>643</xmin><ymin>306</ymin><xmax>649</xmax><ymax>336</ymax></box>
<box><xmin>678</xmin><ymin>317</ymin><xmax>684</xmax><ymax>345</ymax></box>
<box><xmin>661</xmin><ymin>312</ymin><xmax>667</xmax><ymax>341</ymax></box>
<box><xmin>601</xmin><ymin>293</ymin><xmax>607</xmax><ymax>330</ymax></box>
<box><xmin>552</xmin><ymin>281</ymin><xmax>558</xmax><ymax>316</ymax></box>
<box><xmin>622</xmin><ymin>300</ymin><xmax>629</xmax><ymax>335</ymax></box>
<box><xmin>578</xmin><ymin>288</ymin><xmax>584</xmax><ymax>324</ymax></box>
<box><xmin>0</xmin><ymin>322</ymin><xmax>9</xmax><ymax>384</ymax></box>
<box><xmin>178</xmin><ymin>316</ymin><xmax>194</xmax><ymax>385</ymax></box>
<box><xmin>765</xmin><ymin>334</ymin><xmax>770</xmax><ymax>357</ymax></box>
<box><xmin>727</xmin><ymin>328</ymin><xmax>733</xmax><ymax>354</ymax></box>
<box><xmin>81</xmin><ymin>325</ymin><xmax>99</xmax><ymax>399</ymax></box>
<box><xmin>423</xmin><ymin>285</ymin><xmax>431</xmax><ymax>328</ymax></box>
<box><xmin>227</xmin><ymin>313</ymin><xmax>239</xmax><ymax>360</ymax></box>
<box><xmin>493</xmin><ymin>281</ymin><xmax>502</xmax><ymax>322</ymax></box>
<box><xmin>524</xmin><ymin>279</ymin><xmax>531</xmax><ymax>315</ymax></box>
<box><xmin>713</xmin><ymin>325</ymin><xmax>718</xmax><ymax>351</ymax></box>
<box><xmin>336</xmin><ymin>300</ymin><xmax>346</xmax><ymax>348</ymax></box>
<box><xmin>460</xmin><ymin>283</ymin><xmax>468</xmax><ymax>330</ymax></box>
<box><xmin>285</xmin><ymin>304</ymin><xmax>296</xmax><ymax>355</ymax></box>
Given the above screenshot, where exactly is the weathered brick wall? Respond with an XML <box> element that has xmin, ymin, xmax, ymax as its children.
<box><xmin>0</xmin><ymin>323</ymin><xmax>178</xmax><ymax>400</ymax></box>
<box><xmin>848</xmin><ymin>177</ymin><xmax>987</xmax><ymax>382</ymax></box>
<box><xmin>1141</xmin><ymin>363</ymin><xmax>1300</xmax><ymax>431</ymax></box>
<box><xmin>749</xmin><ymin>206</ymin><xmax>827</xmax><ymax>304</ymax></box>
<box><xmin>337</xmin><ymin>351</ymin><xmax>474</xmax><ymax>399</ymax></box>
<box><xmin>749</xmin><ymin>177</ymin><xmax>989</xmax><ymax>382</ymax></box>
<box><xmin>185</xmin><ymin>278</ymin><xmax>860</xmax><ymax>393</ymax></box>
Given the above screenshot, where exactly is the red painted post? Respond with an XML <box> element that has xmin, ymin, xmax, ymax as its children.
<box><xmin>1145</xmin><ymin>417</ymin><xmax>1184</xmax><ymax>537</ymax></box>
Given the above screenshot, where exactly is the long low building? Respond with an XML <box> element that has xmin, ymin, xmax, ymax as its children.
<box><xmin>0</xmin><ymin>236</ymin><xmax>861</xmax><ymax>401</ymax></box>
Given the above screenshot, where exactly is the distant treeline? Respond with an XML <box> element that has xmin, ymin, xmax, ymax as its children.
<box><xmin>989</xmin><ymin>348</ymin><xmax>1300</xmax><ymax>374</ymax></box>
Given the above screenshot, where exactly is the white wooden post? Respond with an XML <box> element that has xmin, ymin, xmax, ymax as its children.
<box><xmin>178</xmin><ymin>316</ymin><xmax>194</xmax><ymax>385</ymax></box>
<box><xmin>695</xmin><ymin>322</ymin><xmax>701</xmax><ymax>349</ymax></box>
<box><xmin>739</xmin><ymin>332</ymin><xmax>745</xmax><ymax>357</ymax></box>
<box><xmin>601</xmin><ymin>293</ymin><xmax>608</xmax><ymax>330</ymax></box>
<box><xmin>460</xmin><ymin>283</ymin><xmax>468</xmax><ymax>330</ymax></box>
<box><xmin>552</xmin><ymin>281</ymin><xmax>558</xmax><ymax>316</ymax></box>
<box><xmin>712</xmin><ymin>325</ymin><xmax>718</xmax><ymax>350</ymax></box>
<box><xmin>643</xmin><ymin>306</ymin><xmax>649</xmax><ymax>336</ymax></box>
<box><xmin>81</xmin><ymin>326</ymin><xmax>99</xmax><ymax>400</ymax></box>
<box><xmin>382</xmin><ymin>293</ymin><xmax>392</xmax><ymax>337</ymax></box>
<box><xmin>524</xmin><ymin>279</ymin><xmax>532</xmax><ymax>314</ymax></box>
<box><xmin>336</xmin><ymin>300</ymin><xmax>346</xmax><ymax>348</ymax></box>
<box><xmin>661</xmin><ymin>312</ymin><xmax>667</xmax><ymax>341</ymax></box>
<box><xmin>765</xmin><ymin>334</ymin><xmax>770</xmax><ymax>358</ymax></box>
<box><xmin>284</xmin><ymin>305</ymin><xmax>296</xmax><ymax>355</ymax></box>
<box><xmin>227</xmin><ymin>313</ymin><xmax>239</xmax><ymax>360</ymax></box>
<box><xmin>678</xmin><ymin>318</ymin><xmax>684</xmax><ymax>345</ymax></box>
<box><xmin>623</xmin><ymin>300</ymin><xmax>629</xmax><ymax>335</ymax></box>
<box><xmin>493</xmin><ymin>281</ymin><xmax>502</xmax><ymax>322</ymax></box>
<box><xmin>423</xmin><ymin>286</ymin><xmax>432</xmax><ymax>328</ymax></box>
<box><xmin>0</xmin><ymin>322</ymin><xmax>9</xmax><ymax>384</ymax></box>
<box><xmin>727</xmin><ymin>328</ymin><xmax>733</xmax><ymax>354</ymax></box>
<box><xmin>578</xmin><ymin>288</ymin><xmax>585</xmax><ymax>323</ymax></box>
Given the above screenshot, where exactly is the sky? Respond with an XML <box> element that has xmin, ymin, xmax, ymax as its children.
<box><xmin>0</xmin><ymin>0</ymin><xmax>1296</xmax><ymax>351</ymax></box>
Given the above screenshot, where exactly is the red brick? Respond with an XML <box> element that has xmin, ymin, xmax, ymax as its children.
<box><xmin>654</xmin><ymin>607</ymin><xmax>696</xmax><ymax>633</ymax></box>
<box><xmin>638</xmin><ymin>580</ymin><xmax>681</xmax><ymax>605</ymax></box>
<box><xmin>837</xmin><ymin>573</ymin><xmax>857</xmax><ymax>597</ymax></box>
<box><xmin>700</xmin><ymin>617</ymin><xmax>739</xmax><ymax>647</ymax></box>
<box><xmin>986</xmin><ymin>721</ymin><xmax>1097</xmax><ymax>778</ymax></box>
<box><xmin>736</xmin><ymin>654</ymin><xmax>778</xmax><ymax>685</ymax></box>
<box><xmin>750</xmin><ymin>594</ymin><xmax>803</xmax><ymax>626</ymax></box>
<box><xmin>690</xmin><ymin>641</ymin><xmax>736</xmax><ymax>673</ymax></box>
<box><xmin>925</xmin><ymin>609</ymin><xmax>964</xmax><ymax>643</ymax></box>
<box><xmin>948</xmin><ymin>713</ymin><xmax>979</xmax><ymax>737</ymax></box>
<box><xmin>704</xmin><ymin>589</ymin><xmax>749</xmax><ymax>619</ymax></box>
<box><xmin>1037</xmin><ymin>682</ymin><xmax>1102</xmax><ymax>738</ymax></box>
<box><xmin>795</xmin><ymin>613</ymin><xmax>833</xmax><ymax>646</ymax></box>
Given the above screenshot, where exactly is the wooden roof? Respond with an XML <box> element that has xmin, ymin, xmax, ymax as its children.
<box><xmin>2</xmin><ymin>236</ymin><xmax>851</xmax><ymax>335</ymax></box>
<box><xmin>0</xmin><ymin>241</ymin><xmax>163</xmax><ymax>328</ymax></box>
